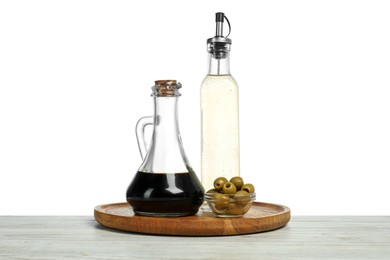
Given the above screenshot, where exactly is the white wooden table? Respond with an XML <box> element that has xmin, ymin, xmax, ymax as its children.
<box><xmin>0</xmin><ymin>216</ymin><xmax>389</xmax><ymax>259</ymax></box>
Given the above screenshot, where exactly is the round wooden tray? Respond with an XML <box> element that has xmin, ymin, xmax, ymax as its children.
<box><xmin>94</xmin><ymin>202</ymin><xmax>290</xmax><ymax>236</ymax></box>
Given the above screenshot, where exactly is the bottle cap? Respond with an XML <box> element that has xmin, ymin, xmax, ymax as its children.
<box><xmin>152</xmin><ymin>80</ymin><xmax>182</xmax><ymax>97</ymax></box>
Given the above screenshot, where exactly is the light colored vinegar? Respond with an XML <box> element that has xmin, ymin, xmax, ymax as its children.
<box><xmin>201</xmin><ymin>75</ymin><xmax>240</xmax><ymax>190</ymax></box>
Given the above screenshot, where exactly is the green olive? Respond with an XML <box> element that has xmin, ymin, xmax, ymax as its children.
<box><xmin>230</xmin><ymin>198</ymin><xmax>253</xmax><ymax>216</ymax></box>
<box><xmin>222</xmin><ymin>182</ymin><xmax>237</xmax><ymax>194</ymax></box>
<box><xmin>213</xmin><ymin>177</ymin><xmax>228</xmax><ymax>191</ymax></box>
<box><xmin>234</xmin><ymin>201</ymin><xmax>253</xmax><ymax>215</ymax></box>
<box><xmin>235</xmin><ymin>190</ymin><xmax>250</xmax><ymax>206</ymax></box>
<box><xmin>213</xmin><ymin>193</ymin><xmax>229</xmax><ymax>211</ymax></box>
<box><xmin>230</xmin><ymin>176</ymin><xmax>244</xmax><ymax>190</ymax></box>
<box><xmin>242</xmin><ymin>183</ymin><xmax>255</xmax><ymax>193</ymax></box>
<box><xmin>227</xmin><ymin>204</ymin><xmax>245</xmax><ymax>215</ymax></box>
<box><xmin>206</xmin><ymin>189</ymin><xmax>218</xmax><ymax>194</ymax></box>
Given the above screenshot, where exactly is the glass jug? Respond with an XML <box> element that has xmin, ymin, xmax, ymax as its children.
<box><xmin>126</xmin><ymin>80</ymin><xmax>204</xmax><ymax>217</ymax></box>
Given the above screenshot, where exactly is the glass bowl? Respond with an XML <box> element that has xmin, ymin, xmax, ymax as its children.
<box><xmin>204</xmin><ymin>192</ymin><xmax>256</xmax><ymax>217</ymax></box>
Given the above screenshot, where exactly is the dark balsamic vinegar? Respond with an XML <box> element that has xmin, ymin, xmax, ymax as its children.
<box><xmin>126</xmin><ymin>171</ymin><xmax>205</xmax><ymax>217</ymax></box>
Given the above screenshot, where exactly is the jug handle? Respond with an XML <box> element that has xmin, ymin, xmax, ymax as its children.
<box><xmin>135</xmin><ymin>116</ymin><xmax>154</xmax><ymax>160</ymax></box>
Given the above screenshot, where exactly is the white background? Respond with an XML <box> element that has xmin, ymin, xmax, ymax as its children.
<box><xmin>1</xmin><ymin>0</ymin><xmax>389</xmax><ymax>215</ymax></box>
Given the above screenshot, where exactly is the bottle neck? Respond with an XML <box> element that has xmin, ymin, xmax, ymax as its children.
<box><xmin>139</xmin><ymin>96</ymin><xmax>191</xmax><ymax>173</ymax></box>
<box><xmin>153</xmin><ymin>96</ymin><xmax>179</xmax><ymax>136</ymax></box>
<box><xmin>208</xmin><ymin>52</ymin><xmax>230</xmax><ymax>75</ymax></box>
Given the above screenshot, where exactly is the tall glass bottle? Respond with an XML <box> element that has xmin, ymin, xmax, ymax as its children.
<box><xmin>201</xmin><ymin>13</ymin><xmax>240</xmax><ymax>190</ymax></box>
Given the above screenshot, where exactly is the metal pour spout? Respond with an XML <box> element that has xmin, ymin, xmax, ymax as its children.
<box><xmin>207</xmin><ymin>12</ymin><xmax>232</xmax><ymax>60</ymax></box>
<box><xmin>215</xmin><ymin>12</ymin><xmax>225</xmax><ymax>37</ymax></box>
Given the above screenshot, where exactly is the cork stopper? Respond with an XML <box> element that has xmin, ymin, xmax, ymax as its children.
<box><xmin>152</xmin><ymin>80</ymin><xmax>182</xmax><ymax>97</ymax></box>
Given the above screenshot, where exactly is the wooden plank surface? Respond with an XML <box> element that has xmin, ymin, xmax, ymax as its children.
<box><xmin>0</xmin><ymin>216</ymin><xmax>389</xmax><ymax>259</ymax></box>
